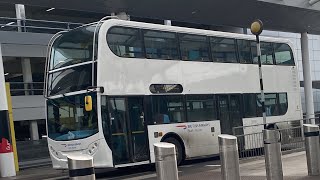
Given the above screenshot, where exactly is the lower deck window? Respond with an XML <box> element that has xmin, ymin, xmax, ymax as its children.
<box><xmin>151</xmin><ymin>96</ymin><xmax>185</xmax><ymax>124</ymax></box>
<box><xmin>186</xmin><ymin>94</ymin><xmax>217</xmax><ymax>121</ymax></box>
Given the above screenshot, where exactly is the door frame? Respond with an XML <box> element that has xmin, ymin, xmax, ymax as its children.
<box><xmin>217</xmin><ymin>94</ymin><xmax>244</xmax><ymax>135</ymax></box>
<box><xmin>107</xmin><ymin>95</ymin><xmax>150</xmax><ymax>165</ymax></box>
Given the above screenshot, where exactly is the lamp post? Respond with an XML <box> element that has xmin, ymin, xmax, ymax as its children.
<box><xmin>250</xmin><ymin>20</ymin><xmax>267</xmax><ymax>127</ymax></box>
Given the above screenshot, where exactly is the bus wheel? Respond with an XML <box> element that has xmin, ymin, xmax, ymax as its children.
<box><xmin>163</xmin><ymin>137</ymin><xmax>184</xmax><ymax>165</ymax></box>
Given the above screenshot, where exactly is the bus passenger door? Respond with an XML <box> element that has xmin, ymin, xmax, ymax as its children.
<box><xmin>218</xmin><ymin>95</ymin><xmax>232</xmax><ymax>135</ymax></box>
<box><xmin>127</xmin><ymin>97</ymin><xmax>149</xmax><ymax>162</ymax></box>
<box><xmin>108</xmin><ymin>98</ymin><xmax>131</xmax><ymax>165</ymax></box>
<box><xmin>108</xmin><ymin>97</ymin><xmax>149</xmax><ymax>165</ymax></box>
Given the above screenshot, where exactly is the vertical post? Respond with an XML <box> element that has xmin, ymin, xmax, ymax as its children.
<box><xmin>29</xmin><ymin>120</ymin><xmax>39</xmax><ymax>141</ymax></box>
<box><xmin>21</xmin><ymin>58</ymin><xmax>33</xmax><ymax>95</ymax></box>
<box><xmin>218</xmin><ymin>135</ymin><xmax>240</xmax><ymax>180</ymax></box>
<box><xmin>67</xmin><ymin>154</ymin><xmax>95</xmax><ymax>180</ymax></box>
<box><xmin>256</xmin><ymin>35</ymin><xmax>267</xmax><ymax>125</ymax></box>
<box><xmin>0</xmin><ymin>45</ymin><xmax>16</xmax><ymax>177</ymax></box>
<box><xmin>5</xmin><ymin>83</ymin><xmax>19</xmax><ymax>172</ymax></box>
<box><xmin>301</xmin><ymin>32</ymin><xmax>315</xmax><ymax>124</ymax></box>
<box><xmin>15</xmin><ymin>4</ymin><xmax>26</xmax><ymax>32</ymax></box>
<box><xmin>303</xmin><ymin>124</ymin><xmax>320</xmax><ymax>176</ymax></box>
<box><xmin>154</xmin><ymin>142</ymin><xmax>179</xmax><ymax>180</ymax></box>
<box><xmin>250</xmin><ymin>20</ymin><xmax>266</xmax><ymax>126</ymax></box>
<box><xmin>263</xmin><ymin>129</ymin><xmax>283</xmax><ymax>180</ymax></box>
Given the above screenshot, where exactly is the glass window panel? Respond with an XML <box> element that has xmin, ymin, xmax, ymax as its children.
<box><xmin>261</xmin><ymin>42</ymin><xmax>274</xmax><ymax>64</ymax></box>
<box><xmin>243</xmin><ymin>94</ymin><xmax>257</xmax><ymax>117</ymax></box>
<box><xmin>179</xmin><ymin>34</ymin><xmax>210</xmax><ymax>61</ymax></box>
<box><xmin>186</xmin><ymin>95</ymin><xmax>217</xmax><ymax>122</ymax></box>
<box><xmin>48</xmin><ymin>64</ymin><xmax>93</xmax><ymax>96</ymax></box>
<box><xmin>50</xmin><ymin>25</ymin><xmax>98</xmax><ymax>70</ymax></box>
<box><xmin>47</xmin><ymin>93</ymin><xmax>98</xmax><ymax>141</ymax></box>
<box><xmin>251</xmin><ymin>41</ymin><xmax>258</xmax><ymax>63</ymax></box>
<box><xmin>257</xmin><ymin>93</ymin><xmax>279</xmax><ymax>116</ymax></box>
<box><xmin>274</xmin><ymin>43</ymin><xmax>294</xmax><ymax>65</ymax></box>
<box><xmin>143</xmin><ymin>30</ymin><xmax>179</xmax><ymax>60</ymax></box>
<box><xmin>151</xmin><ymin>96</ymin><xmax>185</xmax><ymax>124</ymax></box>
<box><xmin>211</xmin><ymin>37</ymin><xmax>237</xmax><ymax>63</ymax></box>
<box><xmin>107</xmin><ymin>27</ymin><xmax>144</xmax><ymax>58</ymax></box>
<box><xmin>278</xmin><ymin>93</ymin><xmax>288</xmax><ymax>115</ymax></box>
<box><xmin>238</xmin><ymin>40</ymin><xmax>253</xmax><ymax>64</ymax></box>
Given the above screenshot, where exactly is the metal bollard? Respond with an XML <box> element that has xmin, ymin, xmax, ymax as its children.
<box><xmin>67</xmin><ymin>154</ymin><xmax>95</xmax><ymax>180</ymax></box>
<box><xmin>263</xmin><ymin>129</ymin><xmax>283</xmax><ymax>180</ymax></box>
<box><xmin>303</xmin><ymin>124</ymin><xmax>320</xmax><ymax>176</ymax></box>
<box><xmin>218</xmin><ymin>134</ymin><xmax>240</xmax><ymax>180</ymax></box>
<box><xmin>154</xmin><ymin>142</ymin><xmax>179</xmax><ymax>180</ymax></box>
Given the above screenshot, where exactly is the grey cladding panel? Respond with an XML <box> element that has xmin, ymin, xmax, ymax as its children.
<box><xmin>0</xmin><ymin>31</ymin><xmax>53</xmax><ymax>45</ymax></box>
<box><xmin>2</xmin><ymin>44</ymin><xmax>47</xmax><ymax>57</ymax></box>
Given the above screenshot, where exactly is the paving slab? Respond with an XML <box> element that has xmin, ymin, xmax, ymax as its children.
<box><xmin>1</xmin><ymin>151</ymin><xmax>320</xmax><ymax>180</ymax></box>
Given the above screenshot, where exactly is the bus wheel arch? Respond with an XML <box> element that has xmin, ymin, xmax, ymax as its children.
<box><xmin>161</xmin><ymin>132</ymin><xmax>186</xmax><ymax>165</ymax></box>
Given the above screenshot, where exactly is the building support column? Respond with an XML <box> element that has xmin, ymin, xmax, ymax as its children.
<box><xmin>29</xmin><ymin>120</ymin><xmax>39</xmax><ymax>141</ymax></box>
<box><xmin>301</xmin><ymin>32</ymin><xmax>315</xmax><ymax>124</ymax></box>
<box><xmin>21</xmin><ymin>58</ymin><xmax>33</xmax><ymax>95</ymax></box>
<box><xmin>164</xmin><ymin>20</ymin><xmax>172</xmax><ymax>26</ymax></box>
<box><xmin>16</xmin><ymin>4</ymin><xmax>39</xmax><ymax>139</ymax></box>
<box><xmin>15</xmin><ymin>4</ymin><xmax>26</xmax><ymax>32</ymax></box>
<box><xmin>116</xmin><ymin>12</ymin><xmax>130</xmax><ymax>20</ymax></box>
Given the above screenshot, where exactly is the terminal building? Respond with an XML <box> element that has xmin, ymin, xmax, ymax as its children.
<box><xmin>1</xmin><ymin>0</ymin><xmax>320</xmax><ymax>166</ymax></box>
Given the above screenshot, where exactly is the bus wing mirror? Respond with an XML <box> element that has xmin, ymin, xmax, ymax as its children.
<box><xmin>85</xmin><ymin>95</ymin><xmax>93</xmax><ymax>112</ymax></box>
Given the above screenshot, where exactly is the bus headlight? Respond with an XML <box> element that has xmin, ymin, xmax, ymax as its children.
<box><xmin>86</xmin><ymin>141</ymin><xmax>99</xmax><ymax>155</ymax></box>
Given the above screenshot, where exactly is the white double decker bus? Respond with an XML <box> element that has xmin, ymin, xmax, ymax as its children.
<box><xmin>45</xmin><ymin>18</ymin><xmax>302</xmax><ymax>169</ymax></box>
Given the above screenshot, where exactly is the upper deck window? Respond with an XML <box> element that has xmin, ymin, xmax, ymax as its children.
<box><xmin>253</xmin><ymin>42</ymin><xmax>274</xmax><ymax>65</ymax></box>
<box><xmin>50</xmin><ymin>25</ymin><xmax>97</xmax><ymax>70</ymax></box>
<box><xmin>105</xmin><ymin>26</ymin><xmax>295</xmax><ymax>67</ymax></box>
<box><xmin>179</xmin><ymin>34</ymin><xmax>210</xmax><ymax>61</ymax></box>
<box><xmin>143</xmin><ymin>30</ymin><xmax>179</xmax><ymax>60</ymax></box>
<box><xmin>47</xmin><ymin>65</ymin><xmax>94</xmax><ymax>96</ymax></box>
<box><xmin>210</xmin><ymin>37</ymin><xmax>237</xmax><ymax>63</ymax></box>
<box><xmin>107</xmin><ymin>27</ymin><xmax>144</xmax><ymax>58</ymax></box>
<box><xmin>274</xmin><ymin>43</ymin><xmax>294</xmax><ymax>65</ymax></box>
<box><xmin>238</xmin><ymin>40</ymin><xmax>254</xmax><ymax>64</ymax></box>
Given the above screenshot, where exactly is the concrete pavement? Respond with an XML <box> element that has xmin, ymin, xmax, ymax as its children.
<box><xmin>1</xmin><ymin>151</ymin><xmax>319</xmax><ymax>180</ymax></box>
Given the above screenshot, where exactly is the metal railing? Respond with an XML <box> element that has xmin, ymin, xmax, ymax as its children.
<box><xmin>233</xmin><ymin>115</ymin><xmax>320</xmax><ymax>159</ymax></box>
<box><xmin>9</xmin><ymin>82</ymin><xmax>44</xmax><ymax>96</ymax></box>
<box><xmin>0</xmin><ymin>17</ymin><xmax>83</xmax><ymax>34</ymax></box>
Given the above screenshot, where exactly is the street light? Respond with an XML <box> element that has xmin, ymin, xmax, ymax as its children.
<box><xmin>250</xmin><ymin>20</ymin><xmax>267</xmax><ymax>127</ymax></box>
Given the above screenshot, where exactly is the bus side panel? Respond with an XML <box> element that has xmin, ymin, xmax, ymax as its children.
<box><xmin>147</xmin><ymin>121</ymin><xmax>221</xmax><ymax>162</ymax></box>
<box><xmin>147</xmin><ymin>124</ymin><xmax>189</xmax><ymax>163</ymax></box>
<box><xmin>185</xmin><ymin>121</ymin><xmax>221</xmax><ymax>157</ymax></box>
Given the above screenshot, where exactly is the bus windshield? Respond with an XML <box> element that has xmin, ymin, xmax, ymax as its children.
<box><xmin>50</xmin><ymin>25</ymin><xmax>97</xmax><ymax>70</ymax></box>
<box><xmin>47</xmin><ymin>65</ymin><xmax>93</xmax><ymax>96</ymax></box>
<box><xmin>47</xmin><ymin>93</ymin><xmax>98</xmax><ymax>141</ymax></box>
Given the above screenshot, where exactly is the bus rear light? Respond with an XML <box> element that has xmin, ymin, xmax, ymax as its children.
<box><xmin>159</xmin><ymin>132</ymin><xmax>163</xmax><ymax>137</ymax></box>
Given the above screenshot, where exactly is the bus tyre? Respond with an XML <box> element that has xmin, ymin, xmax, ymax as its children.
<box><xmin>163</xmin><ymin>137</ymin><xmax>184</xmax><ymax>165</ymax></box>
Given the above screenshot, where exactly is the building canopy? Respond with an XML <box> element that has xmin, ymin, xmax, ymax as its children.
<box><xmin>2</xmin><ymin>0</ymin><xmax>320</xmax><ymax>34</ymax></box>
